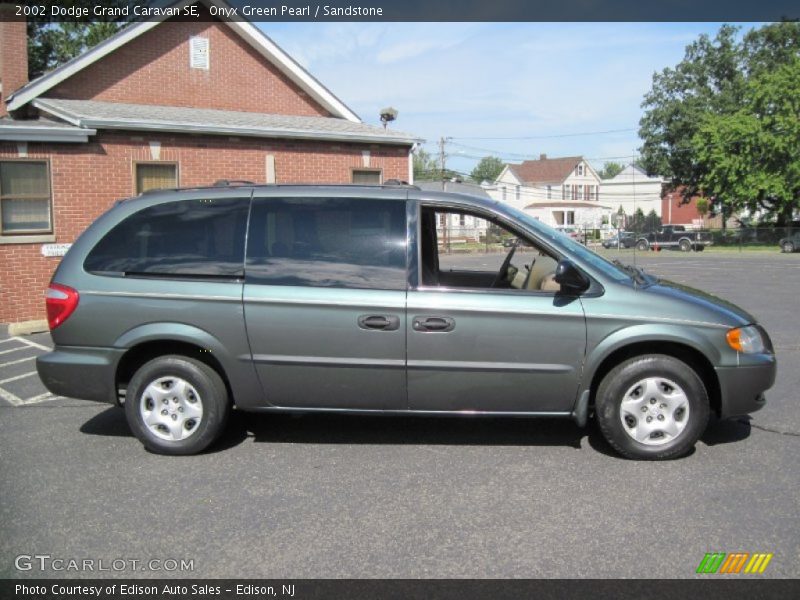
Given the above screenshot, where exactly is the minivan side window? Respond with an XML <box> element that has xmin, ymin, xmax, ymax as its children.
<box><xmin>84</xmin><ymin>197</ymin><xmax>249</xmax><ymax>278</ymax></box>
<box><xmin>246</xmin><ymin>197</ymin><xmax>406</xmax><ymax>290</ymax></box>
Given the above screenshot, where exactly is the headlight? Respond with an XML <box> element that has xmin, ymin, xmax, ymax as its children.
<box><xmin>726</xmin><ymin>325</ymin><xmax>766</xmax><ymax>354</ymax></box>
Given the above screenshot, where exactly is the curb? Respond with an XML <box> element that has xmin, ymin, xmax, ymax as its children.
<box><xmin>7</xmin><ymin>319</ymin><xmax>49</xmax><ymax>336</ymax></box>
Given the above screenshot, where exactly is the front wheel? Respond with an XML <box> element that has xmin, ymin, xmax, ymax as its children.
<box><xmin>125</xmin><ymin>356</ymin><xmax>230</xmax><ymax>455</ymax></box>
<box><xmin>782</xmin><ymin>241</ymin><xmax>795</xmax><ymax>253</ymax></box>
<box><xmin>595</xmin><ymin>354</ymin><xmax>710</xmax><ymax>460</ymax></box>
<box><xmin>636</xmin><ymin>239</ymin><xmax>649</xmax><ymax>252</ymax></box>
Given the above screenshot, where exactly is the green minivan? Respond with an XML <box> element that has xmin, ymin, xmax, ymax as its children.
<box><xmin>37</xmin><ymin>183</ymin><xmax>776</xmax><ymax>459</ymax></box>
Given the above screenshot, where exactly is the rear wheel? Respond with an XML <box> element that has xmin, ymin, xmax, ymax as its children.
<box><xmin>125</xmin><ymin>355</ymin><xmax>229</xmax><ymax>455</ymax></box>
<box><xmin>782</xmin><ymin>241</ymin><xmax>795</xmax><ymax>253</ymax></box>
<box><xmin>679</xmin><ymin>239</ymin><xmax>692</xmax><ymax>252</ymax></box>
<box><xmin>636</xmin><ymin>239</ymin><xmax>649</xmax><ymax>251</ymax></box>
<box><xmin>595</xmin><ymin>354</ymin><xmax>710</xmax><ymax>460</ymax></box>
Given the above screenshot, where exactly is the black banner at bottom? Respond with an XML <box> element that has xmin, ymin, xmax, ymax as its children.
<box><xmin>3</xmin><ymin>579</ymin><xmax>800</xmax><ymax>600</ymax></box>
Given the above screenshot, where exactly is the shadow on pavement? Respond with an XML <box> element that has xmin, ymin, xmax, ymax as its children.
<box><xmin>81</xmin><ymin>408</ymin><xmax>749</xmax><ymax>456</ymax></box>
<box><xmin>224</xmin><ymin>410</ymin><xmax>590</xmax><ymax>450</ymax></box>
<box><xmin>701</xmin><ymin>416</ymin><xmax>751</xmax><ymax>446</ymax></box>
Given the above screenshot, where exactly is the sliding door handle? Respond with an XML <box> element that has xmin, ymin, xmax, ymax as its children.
<box><xmin>413</xmin><ymin>316</ymin><xmax>456</xmax><ymax>333</ymax></box>
<box><xmin>358</xmin><ymin>315</ymin><xmax>400</xmax><ymax>331</ymax></box>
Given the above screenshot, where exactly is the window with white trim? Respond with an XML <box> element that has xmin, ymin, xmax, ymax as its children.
<box><xmin>0</xmin><ymin>160</ymin><xmax>52</xmax><ymax>236</ymax></box>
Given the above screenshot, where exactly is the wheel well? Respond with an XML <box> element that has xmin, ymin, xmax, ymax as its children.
<box><xmin>588</xmin><ymin>341</ymin><xmax>722</xmax><ymax>416</ymax></box>
<box><xmin>115</xmin><ymin>340</ymin><xmax>233</xmax><ymax>406</ymax></box>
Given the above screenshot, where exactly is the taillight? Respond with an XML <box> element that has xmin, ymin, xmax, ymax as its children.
<box><xmin>46</xmin><ymin>283</ymin><xmax>79</xmax><ymax>330</ymax></box>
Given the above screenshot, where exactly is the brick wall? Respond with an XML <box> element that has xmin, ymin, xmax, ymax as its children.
<box><xmin>661</xmin><ymin>188</ymin><xmax>703</xmax><ymax>226</ymax></box>
<box><xmin>0</xmin><ymin>14</ymin><xmax>29</xmax><ymax>118</ymax></box>
<box><xmin>0</xmin><ymin>133</ymin><xmax>410</xmax><ymax>323</ymax></box>
<box><xmin>47</xmin><ymin>17</ymin><xmax>331</xmax><ymax>117</ymax></box>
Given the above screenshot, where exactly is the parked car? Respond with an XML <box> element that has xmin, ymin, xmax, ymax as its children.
<box><xmin>635</xmin><ymin>225</ymin><xmax>712</xmax><ymax>252</ymax></box>
<box><xmin>779</xmin><ymin>231</ymin><xmax>800</xmax><ymax>253</ymax></box>
<box><xmin>554</xmin><ymin>225</ymin><xmax>585</xmax><ymax>243</ymax></box>
<box><xmin>37</xmin><ymin>183</ymin><xmax>776</xmax><ymax>460</ymax></box>
<box><xmin>602</xmin><ymin>232</ymin><xmax>635</xmax><ymax>249</ymax></box>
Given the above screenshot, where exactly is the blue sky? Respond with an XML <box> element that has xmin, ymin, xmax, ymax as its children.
<box><xmin>260</xmin><ymin>22</ymin><xmax>747</xmax><ymax>175</ymax></box>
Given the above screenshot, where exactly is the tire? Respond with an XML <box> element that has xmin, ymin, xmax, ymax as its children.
<box><xmin>595</xmin><ymin>354</ymin><xmax>710</xmax><ymax>460</ymax></box>
<box><xmin>695</xmin><ymin>244</ymin><xmax>705</xmax><ymax>252</ymax></box>
<box><xmin>679</xmin><ymin>239</ymin><xmax>692</xmax><ymax>252</ymax></box>
<box><xmin>125</xmin><ymin>355</ymin><xmax>230</xmax><ymax>455</ymax></box>
<box><xmin>636</xmin><ymin>239</ymin><xmax>649</xmax><ymax>252</ymax></box>
<box><xmin>782</xmin><ymin>241</ymin><xmax>795</xmax><ymax>253</ymax></box>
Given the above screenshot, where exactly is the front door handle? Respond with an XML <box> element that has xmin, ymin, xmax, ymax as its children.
<box><xmin>358</xmin><ymin>314</ymin><xmax>400</xmax><ymax>331</ymax></box>
<box><xmin>412</xmin><ymin>316</ymin><xmax>456</xmax><ymax>333</ymax></box>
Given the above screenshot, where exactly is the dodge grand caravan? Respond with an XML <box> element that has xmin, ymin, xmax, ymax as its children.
<box><xmin>37</xmin><ymin>183</ymin><xmax>776</xmax><ymax>459</ymax></box>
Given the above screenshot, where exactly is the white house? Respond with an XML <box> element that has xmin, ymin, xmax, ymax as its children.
<box><xmin>600</xmin><ymin>164</ymin><xmax>664</xmax><ymax>221</ymax></box>
<box><xmin>416</xmin><ymin>180</ymin><xmax>492</xmax><ymax>242</ymax></box>
<box><xmin>490</xmin><ymin>154</ymin><xmax>610</xmax><ymax>228</ymax></box>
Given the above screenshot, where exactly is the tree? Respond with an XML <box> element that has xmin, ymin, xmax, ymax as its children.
<box><xmin>638</xmin><ymin>22</ymin><xmax>800</xmax><ymax>222</ymax></box>
<box><xmin>27</xmin><ymin>2</ymin><xmax>135</xmax><ymax>79</ymax></box>
<box><xmin>470</xmin><ymin>156</ymin><xmax>505</xmax><ymax>183</ymax></box>
<box><xmin>691</xmin><ymin>57</ymin><xmax>800</xmax><ymax>226</ymax></box>
<box><xmin>645</xmin><ymin>209</ymin><xmax>662</xmax><ymax>231</ymax></box>
<box><xmin>412</xmin><ymin>148</ymin><xmax>439</xmax><ymax>181</ymax></box>
<box><xmin>598</xmin><ymin>161</ymin><xmax>624</xmax><ymax>180</ymax></box>
<box><xmin>632</xmin><ymin>207</ymin><xmax>646</xmax><ymax>232</ymax></box>
<box><xmin>695</xmin><ymin>197</ymin><xmax>709</xmax><ymax>221</ymax></box>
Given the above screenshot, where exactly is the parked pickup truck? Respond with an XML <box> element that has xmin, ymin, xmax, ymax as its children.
<box><xmin>635</xmin><ymin>225</ymin><xmax>713</xmax><ymax>252</ymax></box>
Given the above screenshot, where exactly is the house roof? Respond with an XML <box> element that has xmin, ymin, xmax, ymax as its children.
<box><xmin>602</xmin><ymin>164</ymin><xmax>664</xmax><ymax>184</ymax></box>
<box><xmin>508</xmin><ymin>156</ymin><xmax>583</xmax><ymax>184</ymax></box>
<box><xmin>34</xmin><ymin>98</ymin><xmax>419</xmax><ymax>145</ymax></box>
<box><xmin>525</xmin><ymin>201</ymin><xmax>610</xmax><ymax>209</ymax></box>
<box><xmin>6</xmin><ymin>0</ymin><xmax>360</xmax><ymax>122</ymax></box>
<box><xmin>0</xmin><ymin>118</ymin><xmax>96</xmax><ymax>142</ymax></box>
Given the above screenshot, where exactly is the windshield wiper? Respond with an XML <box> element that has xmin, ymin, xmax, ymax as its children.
<box><xmin>612</xmin><ymin>259</ymin><xmax>650</xmax><ymax>287</ymax></box>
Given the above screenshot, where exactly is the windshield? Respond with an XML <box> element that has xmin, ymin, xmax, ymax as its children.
<box><xmin>496</xmin><ymin>203</ymin><xmax>635</xmax><ymax>284</ymax></box>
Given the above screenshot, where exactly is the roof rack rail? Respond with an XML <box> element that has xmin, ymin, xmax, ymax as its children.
<box><xmin>213</xmin><ymin>179</ymin><xmax>255</xmax><ymax>187</ymax></box>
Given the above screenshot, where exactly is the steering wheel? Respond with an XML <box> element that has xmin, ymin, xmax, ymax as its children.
<box><xmin>492</xmin><ymin>239</ymin><xmax>519</xmax><ymax>287</ymax></box>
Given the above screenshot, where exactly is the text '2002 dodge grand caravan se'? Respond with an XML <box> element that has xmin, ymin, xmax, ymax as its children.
<box><xmin>37</xmin><ymin>183</ymin><xmax>776</xmax><ymax>459</ymax></box>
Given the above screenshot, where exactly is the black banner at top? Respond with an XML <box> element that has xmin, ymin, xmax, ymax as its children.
<box><xmin>1</xmin><ymin>0</ymin><xmax>799</xmax><ymax>23</ymax></box>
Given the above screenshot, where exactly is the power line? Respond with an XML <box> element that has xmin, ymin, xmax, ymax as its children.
<box><xmin>450</xmin><ymin>128</ymin><xmax>638</xmax><ymax>141</ymax></box>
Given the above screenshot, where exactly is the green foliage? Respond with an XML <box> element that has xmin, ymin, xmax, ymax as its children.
<box><xmin>598</xmin><ymin>161</ymin><xmax>624</xmax><ymax>179</ymax></box>
<box><xmin>645</xmin><ymin>209</ymin><xmax>662</xmax><ymax>231</ymax></box>
<box><xmin>695</xmin><ymin>197</ymin><xmax>709</xmax><ymax>217</ymax></box>
<box><xmin>412</xmin><ymin>148</ymin><xmax>439</xmax><ymax>181</ymax></box>
<box><xmin>691</xmin><ymin>57</ymin><xmax>800</xmax><ymax>225</ymax></box>
<box><xmin>27</xmin><ymin>2</ymin><xmax>135</xmax><ymax>79</ymax></box>
<box><xmin>638</xmin><ymin>21</ymin><xmax>800</xmax><ymax>223</ymax></box>
<box><xmin>469</xmin><ymin>156</ymin><xmax>505</xmax><ymax>183</ymax></box>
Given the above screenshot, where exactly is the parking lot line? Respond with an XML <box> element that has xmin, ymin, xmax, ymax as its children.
<box><xmin>0</xmin><ymin>386</ymin><xmax>23</xmax><ymax>406</ymax></box>
<box><xmin>11</xmin><ymin>336</ymin><xmax>51</xmax><ymax>351</ymax></box>
<box><xmin>0</xmin><ymin>345</ymin><xmax>27</xmax><ymax>355</ymax></box>
<box><xmin>0</xmin><ymin>356</ymin><xmax>38</xmax><ymax>368</ymax></box>
<box><xmin>22</xmin><ymin>392</ymin><xmax>64</xmax><ymax>405</ymax></box>
<box><xmin>0</xmin><ymin>338</ymin><xmax>17</xmax><ymax>345</ymax></box>
<box><xmin>0</xmin><ymin>371</ymin><xmax>37</xmax><ymax>385</ymax></box>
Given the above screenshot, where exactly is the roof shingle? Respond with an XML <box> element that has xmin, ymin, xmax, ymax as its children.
<box><xmin>508</xmin><ymin>156</ymin><xmax>582</xmax><ymax>184</ymax></box>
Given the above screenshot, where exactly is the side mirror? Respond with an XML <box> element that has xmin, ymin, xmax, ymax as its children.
<box><xmin>554</xmin><ymin>259</ymin><xmax>590</xmax><ymax>293</ymax></box>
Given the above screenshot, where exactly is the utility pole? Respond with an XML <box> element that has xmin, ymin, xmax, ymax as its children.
<box><xmin>439</xmin><ymin>136</ymin><xmax>450</xmax><ymax>251</ymax></box>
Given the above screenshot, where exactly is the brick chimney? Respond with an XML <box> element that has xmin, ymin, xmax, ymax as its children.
<box><xmin>0</xmin><ymin>6</ymin><xmax>28</xmax><ymax>117</ymax></box>
<box><xmin>539</xmin><ymin>153</ymin><xmax>547</xmax><ymax>160</ymax></box>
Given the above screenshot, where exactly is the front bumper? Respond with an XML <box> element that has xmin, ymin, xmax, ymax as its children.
<box><xmin>36</xmin><ymin>346</ymin><xmax>124</xmax><ymax>404</ymax></box>
<box><xmin>715</xmin><ymin>356</ymin><xmax>777</xmax><ymax>418</ymax></box>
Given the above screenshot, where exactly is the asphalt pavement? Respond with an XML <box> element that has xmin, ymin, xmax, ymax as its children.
<box><xmin>1</xmin><ymin>250</ymin><xmax>798</xmax><ymax>579</ymax></box>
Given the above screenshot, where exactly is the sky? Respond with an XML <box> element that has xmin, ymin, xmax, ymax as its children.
<box><xmin>259</xmin><ymin>22</ymin><xmax>748</xmax><ymax>177</ymax></box>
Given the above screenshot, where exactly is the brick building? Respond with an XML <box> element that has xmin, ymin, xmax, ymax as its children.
<box><xmin>0</xmin><ymin>1</ymin><xmax>418</xmax><ymax>327</ymax></box>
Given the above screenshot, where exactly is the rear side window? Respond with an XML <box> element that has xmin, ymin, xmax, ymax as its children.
<box><xmin>246</xmin><ymin>197</ymin><xmax>407</xmax><ymax>290</ymax></box>
<box><xmin>84</xmin><ymin>197</ymin><xmax>249</xmax><ymax>278</ymax></box>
